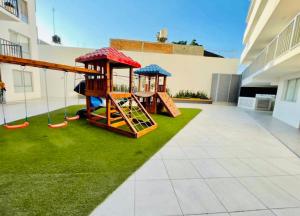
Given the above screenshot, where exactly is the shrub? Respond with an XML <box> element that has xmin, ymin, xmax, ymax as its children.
<box><xmin>174</xmin><ymin>90</ymin><xmax>208</xmax><ymax>99</ymax></box>
<box><xmin>113</xmin><ymin>84</ymin><xmax>129</xmax><ymax>92</ymax></box>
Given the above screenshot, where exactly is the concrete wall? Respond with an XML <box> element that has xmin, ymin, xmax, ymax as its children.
<box><xmin>38</xmin><ymin>46</ymin><xmax>239</xmax><ymax>98</ymax></box>
<box><xmin>38</xmin><ymin>45</ymin><xmax>94</xmax><ymax>98</ymax></box>
<box><xmin>0</xmin><ymin>0</ymin><xmax>41</xmax><ymax>102</ymax></box>
<box><xmin>273</xmin><ymin>72</ymin><xmax>300</xmax><ymax>128</ymax></box>
<box><xmin>122</xmin><ymin>51</ymin><xmax>239</xmax><ymax>97</ymax></box>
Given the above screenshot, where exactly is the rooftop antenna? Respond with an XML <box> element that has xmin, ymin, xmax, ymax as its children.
<box><xmin>52</xmin><ymin>7</ymin><xmax>61</xmax><ymax>44</ymax></box>
<box><xmin>52</xmin><ymin>8</ymin><xmax>56</xmax><ymax>35</ymax></box>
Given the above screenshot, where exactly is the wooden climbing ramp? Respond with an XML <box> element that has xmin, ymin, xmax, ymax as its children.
<box><xmin>157</xmin><ymin>92</ymin><xmax>181</xmax><ymax>117</ymax></box>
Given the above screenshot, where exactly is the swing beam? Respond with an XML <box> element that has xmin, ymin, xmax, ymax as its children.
<box><xmin>0</xmin><ymin>55</ymin><xmax>98</xmax><ymax>74</ymax></box>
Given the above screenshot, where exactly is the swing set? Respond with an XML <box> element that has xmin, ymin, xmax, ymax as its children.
<box><xmin>0</xmin><ymin>48</ymin><xmax>157</xmax><ymax>137</ymax></box>
<box><xmin>0</xmin><ymin>54</ymin><xmax>97</xmax><ymax>130</ymax></box>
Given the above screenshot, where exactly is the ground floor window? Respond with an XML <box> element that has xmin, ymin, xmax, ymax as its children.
<box><xmin>284</xmin><ymin>78</ymin><xmax>300</xmax><ymax>102</ymax></box>
<box><xmin>13</xmin><ymin>70</ymin><xmax>33</xmax><ymax>93</ymax></box>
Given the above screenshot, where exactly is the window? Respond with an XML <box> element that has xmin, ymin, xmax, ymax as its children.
<box><xmin>9</xmin><ymin>31</ymin><xmax>31</xmax><ymax>58</ymax></box>
<box><xmin>13</xmin><ymin>70</ymin><xmax>33</xmax><ymax>93</ymax></box>
<box><xmin>19</xmin><ymin>0</ymin><xmax>28</xmax><ymax>23</ymax></box>
<box><xmin>284</xmin><ymin>78</ymin><xmax>300</xmax><ymax>102</ymax></box>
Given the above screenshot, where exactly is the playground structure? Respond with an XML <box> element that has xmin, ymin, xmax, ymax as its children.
<box><xmin>75</xmin><ymin>48</ymin><xmax>157</xmax><ymax>138</ymax></box>
<box><xmin>0</xmin><ymin>48</ymin><xmax>158</xmax><ymax>137</ymax></box>
<box><xmin>135</xmin><ymin>64</ymin><xmax>181</xmax><ymax>117</ymax></box>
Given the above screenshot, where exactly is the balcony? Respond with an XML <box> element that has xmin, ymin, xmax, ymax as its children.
<box><xmin>0</xmin><ymin>38</ymin><xmax>22</xmax><ymax>58</ymax></box>
<box><xmin>242</xmin><ymin>12</ymin><xmax>300</xmax><ymax>81</ymax></box>
<box><xmin>0</xmin><ymin>0</ymin><xmax>19</xmax><ymax>21</ymax></box>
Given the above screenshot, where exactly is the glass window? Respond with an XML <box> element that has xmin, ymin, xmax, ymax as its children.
<box><xmin>284</xmin><ymin>78</ymin><xmax>300</xmax><ymax>102</ymax></box>
<box><xmin>13</xmin><ymin>70</ymin><xmax>33</xmax><ymax>93</ymax></box>
<box><xmin>9</xmin><ymin>31</ymin><xmax>18</xmax><ymax>44</ymax></box>
<box><xmin>9</xmin><ymin>31</ymin><xmax>31</xmax><ymax>58</ymax></box>
<box><xmin>18</xmin><ymin>34</ymin><xmax>30</xmax><ymax>58</ymax></box>
<box><xmin>20</xmin><ymin>0</ymin><xmax>28</xmax><ymax>23</ymax></box>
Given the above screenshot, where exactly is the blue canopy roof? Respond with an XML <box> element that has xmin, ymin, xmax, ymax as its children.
<box><xmin>134</xmin><ymin>64</ymin><xmax>172</xmax><ymax>77</ymax></box>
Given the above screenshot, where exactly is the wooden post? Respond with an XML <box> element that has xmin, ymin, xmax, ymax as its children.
<box><xmin>106</xmin><ymin>61</ymin><xmax>111</xmax><ymax>126</ymax></box>
<box><xmin>129</xmin><ymin>67</ymin><xmax>133</xmax><ymax>93</ymax></box>
<box><xmin>153</xmin><ymin>74</ymin><xmax>159</xmax><ymax>113</ymax></box>
<box><xmin>85</xmin><ymin>63</ymin><xmax>91</xmax><ymax>119</ymax></box>
<box><xmin>110</xmin><ymin>66</ymin><xmax>113</xmax><ymax>91</ymax></box>
<box><xmin>129</xmin><ymin>67</ymin><xmax>133</xmax><ymax>117</ymax></box>
<box><xmin>148</xmin><ymin>76</ymin><xmax>151</xmax><ymax>92</ymax></box>
<box><xmin>163</xmin><ymin>76</ymin><xmax>167</xmax><ymax>92</ymax></box>
<box><xmin>138</xmin><ymin>75</ymin><xmax>141</xmax><ymax>92</ymax></box>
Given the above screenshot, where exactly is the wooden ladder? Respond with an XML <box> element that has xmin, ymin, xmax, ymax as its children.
<box><xmin>109</xmin><ymin>92</ymin><xmax>157</xmax><ymax>138</ymax></box>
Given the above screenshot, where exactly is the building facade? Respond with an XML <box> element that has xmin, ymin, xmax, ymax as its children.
<box><xmin>0</xmin><ymin>0</ymin><xmax>41</xmax><ymax>103</ymax></box>
<box><xmin>239</xmin><ymin>0</ymin><xmax>300</xmax><ymax>129</ymax></box>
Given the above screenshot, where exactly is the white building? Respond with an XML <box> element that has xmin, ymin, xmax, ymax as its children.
<box><xmin>238</xmin><ymin>0</ymin><xmax>300</xmax><ymax>129</ymax></box>
<box><xmin>0</xmin><ymin>0</ymin><xmax>41</xmax><ymax>102</ymax></box>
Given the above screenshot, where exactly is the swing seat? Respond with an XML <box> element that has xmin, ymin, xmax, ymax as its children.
<box><xmin>66</xmin><ymin>115</ymin><xmax>80</xmax><ymax>121</ymax></box>
<box><xmin>4</xmin><ymin>121</ymin><xmax>29</xmax><ymax>130</ymax></box>
<box><xmin>48</xmin><ymin>121</ymin><xmax>68</xmax><ymax>128</ymax></box>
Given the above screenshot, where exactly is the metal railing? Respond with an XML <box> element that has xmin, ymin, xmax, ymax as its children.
<box><xmin>0</xmin><ymin>0</ymin><xmax>19</xmax><ymax>17</ymax></box>
<box><xmin>0</xmin><ymin>38</ymin><xmax>22</xmax><ymax>58</ymax></box>
<box><xmin>242</xmin><ymin>13</ymin><xmax>300</xmax><ymax>80</ymax></box>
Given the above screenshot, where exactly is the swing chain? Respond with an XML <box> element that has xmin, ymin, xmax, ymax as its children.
<box><xmin>21</xmin><ymin>65</ymin><xmax>29</xmax><ymax>122</ymax></box>
<box><xmin>63</xmin><ymin>71</ymin><xmax>68</xmax><ymax>119</ymax></box>
<box><xmin>44</xmin><ymin>68</ymin><xmax>51</xmax><ymax>124</ymax></box>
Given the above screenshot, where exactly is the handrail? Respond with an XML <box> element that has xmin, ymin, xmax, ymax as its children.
<box><xmin>0</xmin><ymin>38</ymin><xmax>22</xmax><ymax>58</ymax></box>
<box><xmin>242</xmin><ymin>12</ymin><xmax>300</xmax><ymax>80</ymax></box>
<box><xmin>0</xmin><ymin>0</ymin><xmax>19</xmax><ymax>17</ymax></box>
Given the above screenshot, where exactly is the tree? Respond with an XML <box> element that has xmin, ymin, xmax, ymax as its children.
<box><xmin>172</xmin><ymin>40</ymin><xmax>187</xmax><ymax>45</ymax></box>
<box><xmin>190</xmin><ymin>39</ymin><xmax>201</xmax><ymax>46</ymax></box>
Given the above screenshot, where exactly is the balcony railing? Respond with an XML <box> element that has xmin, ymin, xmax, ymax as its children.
<box><xmin>242</xmin><ymin>13</ymin><xmax>300</xmax><ymax>80</ymax></box>
<box><xmin>0</xmin><ymin>0</ymin><xmax>19</xmax><ymax>17</ymax></box>
<box><xmin>0</xmin><ymin>38</ymin><xmax>22</xmax><ymax>58</ymax></box>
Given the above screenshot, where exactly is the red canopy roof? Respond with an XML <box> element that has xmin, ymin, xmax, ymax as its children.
<box><xmin>75</xmin><ymin>47</ymin><xmax>141</xmax><ymax>68</ymax></box>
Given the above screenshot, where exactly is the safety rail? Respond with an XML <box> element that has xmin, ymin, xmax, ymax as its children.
<box><xmin>0</xmin><ymin>38</ymin><xmax>22</xmax><ymax>58</ymax></box>
<box><xmin>0</xmin><ymin>0</ymin><xmax>18</xmax><ymax>17</ymax></box>
<box><xmin>242</xmin><ymin>13</ymin><xmax>300</xmax><ymax>80</ymax></box>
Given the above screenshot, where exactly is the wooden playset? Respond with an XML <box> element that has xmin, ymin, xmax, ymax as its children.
<box><xmin>135</xmin><ymin>64</ymin><xmax>181</xmax><ymax>117</ymax></box>
<box><xmin>0</xmin><ymin>48</ymin><xmax>157</xmax><ymax>138</ymax></box>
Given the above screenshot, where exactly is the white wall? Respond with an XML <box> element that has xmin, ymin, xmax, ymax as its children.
<box><xmin>0</xmin><ymin>0</ymin><xmax>41</xmax><ymax>102</ymax></box>
<box><xmin>38</xmin><ymin>46</ymin><xmax>239</xmax><ymax>98</ymax></box>
<box><xmin>38</xmin><ymin>45</ymin><xmax>93</xmax><ymax>98</ymax></box>
<box><xmin>123</xmin><ymin>51</ymin><xmax>239</xmax><ymax>97</ymax></box>
<box><xmin>273</xmin><ymin>72</ymin><xmax>300</xmax><ymax>128</ymax></box>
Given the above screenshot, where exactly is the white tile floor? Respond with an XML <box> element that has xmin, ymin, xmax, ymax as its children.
<box><xmin>89</xmin><ymin>104</ymin><xmax>300</xmax><ymax>216</ymax></box>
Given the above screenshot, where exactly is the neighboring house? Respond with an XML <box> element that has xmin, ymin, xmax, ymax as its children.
<box><xmin>0</xmin><ymin>0</ymin><xmax>41</xmax><ymax>103</ymax></box>
<box><xmin>238</xmin><ymin>0</ymin><xmax>300</xmax><ymax>129</ymax></box>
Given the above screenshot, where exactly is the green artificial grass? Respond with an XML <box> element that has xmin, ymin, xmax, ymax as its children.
<box><xmin>0</xmin><ymin>106</ymin><xmax>200</xmax><ymax>216</ymax></box>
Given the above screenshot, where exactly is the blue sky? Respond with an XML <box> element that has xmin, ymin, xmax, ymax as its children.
<box><xmin>36</xmin><ymin>0</ymin><xmax>250</xmax><ymax>58</ymax></box>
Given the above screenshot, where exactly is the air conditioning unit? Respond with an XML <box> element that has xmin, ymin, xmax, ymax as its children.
<box><xmin>255</xmin><ymin>94</ymin><xmax>276</xmax><ymax>111</ymax></box>
<box><xmin>156</xmin><ymin>29</ymin><xmax>168</xmax><ymax>43</ymax></box>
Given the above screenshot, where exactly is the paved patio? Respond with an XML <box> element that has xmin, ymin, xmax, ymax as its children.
<box><xmin>246</xmin><ymin>110</ymin><xmax>300</xmax><ymax>157</ymax></box>
<box><xmin>90</xmin><ymin>104</ymin><xmax>300</xmax><ymax>216</ymax></box>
